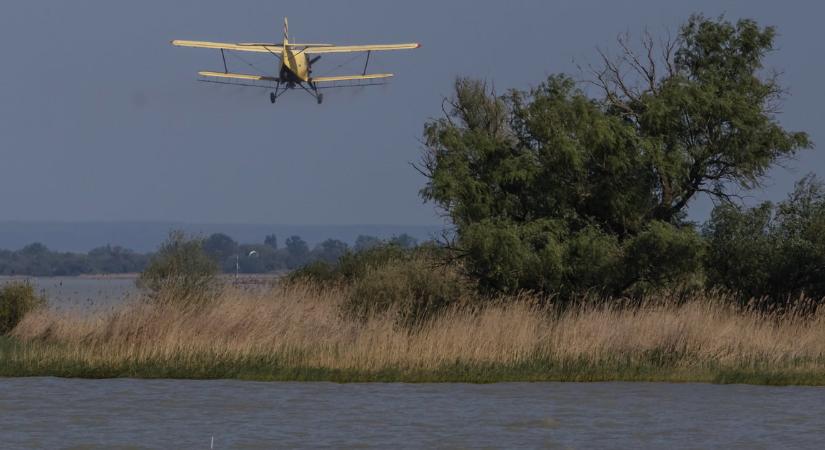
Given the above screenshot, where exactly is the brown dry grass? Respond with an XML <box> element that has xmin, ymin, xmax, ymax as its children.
<box><xmin>5</xmin><ymin>283</ymin><xmax>825</xmax><ymax>383</ymax></box>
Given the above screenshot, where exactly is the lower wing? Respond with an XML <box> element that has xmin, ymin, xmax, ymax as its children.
<box><xmin>198</xmin><ymin>71</ymin><xmax>280</xmax><ymax>82</ymax></box>
<box><xmin>311</xmin><ymin>73</ymin><xmax>393</xmax><ymax>83</ymax></box>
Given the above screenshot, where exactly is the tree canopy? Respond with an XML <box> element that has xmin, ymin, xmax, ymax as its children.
<box><xmin>420</xmin><ymin>15</ymin><xmax>812</xmax><ymax>297</ymax></box>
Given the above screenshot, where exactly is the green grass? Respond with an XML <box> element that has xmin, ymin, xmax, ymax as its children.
<box><xmin>3</xmin><ymin>336</ymin><xmax>824</xmax><ymax>385</ymax></box>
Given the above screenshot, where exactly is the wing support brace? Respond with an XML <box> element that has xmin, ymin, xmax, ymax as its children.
<box><xmin>363</xmin><ymin>51</ymin><xmax>372</xmax><ymax>76</ymax></box>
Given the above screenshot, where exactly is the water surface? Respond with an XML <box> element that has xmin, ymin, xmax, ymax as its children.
<box><xmin>1</xmin><ymin>379</ymin><xmax>822</xmax><ymax>449</ymax></box>
<box><xmin>0</xmin><ymin>276</ymin><xmax>138</xmax><ymax>312</ymax></box>
<box><xmin>0</xmin><ymin>275</ymin><xmax>274</xmax><ymax>312</ymax></box>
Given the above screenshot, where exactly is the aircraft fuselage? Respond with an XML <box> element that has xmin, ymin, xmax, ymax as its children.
<box><xmin>280</xmin><ymin>47</ymin><xmax>310</xmax><ymax>83</ymax></box>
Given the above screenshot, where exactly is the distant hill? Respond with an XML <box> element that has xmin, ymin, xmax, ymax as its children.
<box><xmin>0</xmin><ymin>222</ymin><xmax>447</xmax><ymax>253</ymax></box>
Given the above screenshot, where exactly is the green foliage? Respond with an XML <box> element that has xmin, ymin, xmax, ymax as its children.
<box><xmin>0</xmin><ymin>232</ymin><xmax>422</xmax><ymax>277</ymax></box>
<box><xmin>264</xmin><ymin>234</ymin><xmax>278</xmax><ymax>250</ymax></box>
<box><xmin>311</xmin><ymin>239</ymin><xmax>349</xmax><ymax>265</ymax></box>
<box><xmin>704</xmin><ymin>175</ymin><xmax>825</xmax><ymax>302</ymax></box>
<box><xmin>137</xmin><ymin>231</ymin><xmax>220</xmax><ymax>304</ymax></box>
<box><xmin>622</xmin><ymin>222</ymin><xmax>706</xmax><ymax>295</ymax></box>
<box><xmin>87</xmin><ymin>246</ymin><xmax>148</xmax><ymax>274</ymax></box>
<box><xmin>354</xmin><ymin>235</ymin><xmax>382</xmax><ymax>252</ymax></box>
<box><xmin>290</xmin><ymin>244</ymin><xmax>470</xmax><ymax>326</ymax></box>
<box><xmin>0</xmin><ymin>243</ymin><xmax>147</xmax><ymax>276</ymax></box>
<box><xmin>0</xmin><ymin>282</ymin><xmax>45</xmax><ymax>334</ymax></box>
<box><xmin>563</xmin><ymin>226</ymin><xmax>623</xmax><ymax>295</ymax></box>
<box><xmin>460</xmin><ymin>220</ymin><xmax>622</xmax><ymax>297</ymax></box>
<box><xmin>459</xmin><ymin>219</ymin><xmax>563</xmax><ymax>293</ymax></box>
<box><xmin>289</xmin><ymin>243</ymin><xmax>410</xmax><ymax>284</ymax></box>
<box><xmin>345</xmin><ymin>255</ymin><xmax>469</xmax><ymax>327</ymax></box>
<box><xmin>288</xmin><ymin>260</ymin><xmax>340</xmax><ymax>285</ymax></box>
<box><xmin>285</xmin><ymin>235</ymin><xmax>310</xmax><ymax>268</ymax></box>
<box><xmin>202</xmin><ymin>233</ymin><xmax>238</xmax><ymax>270</ymax></box>
<box><xmin>420</xmin><ymin>15</ymin><xmax>809</xmax><ymax>298</ymax></box>
<box><xmin>388</xmin><ymin>234</ymin><xmax>419</xmax><ymax>249</ymax></box>
<box><xmin>609</xmin><ymin>14</ymin><xmax>810</xmax><ymax>223</ymax></box>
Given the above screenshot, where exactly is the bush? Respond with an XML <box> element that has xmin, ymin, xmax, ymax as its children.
<box><xmin>0</xmin><ymin>282</ymin><xmax>45</xmax><ymax>334</ymax></box>
<box><xmin>621</xmin><ymin>221</ymin><xmax>705</xmax><ymax>295</ymax></box>
<box><xmin>344</xmin><ymin>254</ymin><xmax>470</xmax><ymax>327</ymax></box>
<box><xmin>459</xmin><ymin>219</ymin><xmax>566</xmax><ymax>294</ymax></box>
<box><xmin>137</xmin><ymin>231</ymin><xmax>220</xmax><ymax>304</ymax></box>
<box><xmin>287</xmin><ymin>244</ymin><xmax>411</xmax><ymax>285</ymax></box>
<box><xmin>704</xmin><ymin>175</ymin><xmax>825</xmax><ymax>303</ymax></box>
<box><xmin>563</xmin><ymin>226</ymin><xmax>623</xmax><ymax>296</ymax></box>
<box><xmin>287</xmin><ymin>260</ymin><xmax>340</xmax><ymax>285</ymax></box>
<box><xmin>289</xmin><ymin>244</ymin><xmax>471</xmax><ymax>326</ymax></box>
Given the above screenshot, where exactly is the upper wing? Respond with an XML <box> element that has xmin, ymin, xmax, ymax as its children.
<box><xmin>172</xmin><ymin>40</ymin><xmax>419</xmax><ymax>54</ymax></box>
<box><xmin>304</xmin><ymin>43</ymin><xmax>420</xmax><ymax>54</ymax></box>
<box><xmin>171</xmin><ymin>40</ymin><xmax>283</xmax><ymax>54</ymax></box>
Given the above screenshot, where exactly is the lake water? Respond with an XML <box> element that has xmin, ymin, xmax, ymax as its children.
<box><xmin>0</xmin><ymin>276</ymin><xmax>139</xmax><ymax>312</ymax></box>
<box><xmin>0</xmin><ymin>275</ymin><xmax>274</xmax><ymax>312</ymax></box>
<box><xmin>1</xmin><ymin>379</ymin><xmax>823</xmax><ymax>449</ymax></box>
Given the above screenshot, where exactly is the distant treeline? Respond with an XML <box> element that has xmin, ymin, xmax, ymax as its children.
<box><xmin>0</xmin><ymin>234</ymin><xmax>420</xmax><ymax>277</ymax></box>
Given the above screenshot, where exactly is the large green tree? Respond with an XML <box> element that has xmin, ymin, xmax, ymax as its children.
<box><xmin>420</xmin><ymin>15</ymin><xmax>810</xmax><ymax>296</ymax></box>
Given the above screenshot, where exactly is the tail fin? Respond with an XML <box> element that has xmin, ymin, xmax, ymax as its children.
<box><xmin>283</xmin><ymin>17</ymin><xmax>289</xmax><ymax>47</ymax></box>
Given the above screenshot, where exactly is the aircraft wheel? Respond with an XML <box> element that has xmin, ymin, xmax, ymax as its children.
<box><xmin>270</xmin><ymin>92</ymin><xmax>277</xmax><ymax>104</ymax></box>
<box><xmin>317</xmin><ymin>93</ymin><xmax>324</xmax><ymax>105</ymax></box>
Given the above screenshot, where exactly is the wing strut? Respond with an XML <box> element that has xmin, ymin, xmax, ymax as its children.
<box><xmin>363</xmin><ymin>51</ymin><xmax>372</xmax><ymax>76</ymax></box>
<box><xmin>221</xmin><ymin>49</ymin><xmax>228</xmax><ymax>73</ymax></box>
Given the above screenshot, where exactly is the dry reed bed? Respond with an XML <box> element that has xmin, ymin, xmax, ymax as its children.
<box><xmin>8</xmin><ymin>283</ymin><xmax>825</xmax><ymax>378</ymax></box>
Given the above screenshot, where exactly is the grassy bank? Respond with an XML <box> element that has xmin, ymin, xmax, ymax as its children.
<box><xmin>3</xmin><ymin>284</ymin><xmax>825</xmax><ymax>384</ymax></box>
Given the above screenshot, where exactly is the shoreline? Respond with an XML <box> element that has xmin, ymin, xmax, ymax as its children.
<box><xmin>0</xmin><ymin>273</ymin><xmax>281</xmax><ymax>281</ymax></box>
<box><xmin>1</xmin><ymin>336</ymin><xmax>822</xmax><ymax>385</ymax></box>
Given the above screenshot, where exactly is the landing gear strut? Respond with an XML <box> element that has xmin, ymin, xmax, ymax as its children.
<box><xmin>270</xmin><ymin>82</ymin><xmax>281</xmax><ymax>104</ymax></box>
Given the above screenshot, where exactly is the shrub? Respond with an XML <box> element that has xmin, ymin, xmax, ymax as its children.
<box><xmin>0</xmin><ymin>282</ymin><xmax>45</xmax><ymax>334</ymax></box>
<box><xmin>621</xmin><ymin>221</ymin><xmax>705</xmax><ymax>295</ymax></box>
<box><xmin>287</xmin><ymin>244</ymin><xmax>411</xmax><ymax>285</ymax></box>
<box><xmin>344</xmin><ymin>254</ymin><xmax>470</xmax><ymax>327</ymax></box>
<box><xmin>137</xmin><ymin>231</ymin><xmax>220</xmax><ymax>304</ymax></box>
<box><xmin>459</xmin><ymin>219</ymin><xmax>567</xmax><ymax>294</ymax></box>
<box><xmin>563</xmin><ymin>226</ymin><xmax>623</xmax><ymax>297</ymax></box>
<box><xmin>704</xmin><ymin>175</ymin><xmax>825</xmax><ymax>303</ymax></box>
<box><xmin>288</xmin><ymin>244</ymin><xmax>472</xmax><ymax>326</ymax></box>
<box><xmin>287</xmin><ymin>260</ymin><xmax>340</xmax><ymax>285</ymax></box>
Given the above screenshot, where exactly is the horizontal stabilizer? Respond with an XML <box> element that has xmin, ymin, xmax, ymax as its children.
<box><xmin>237</xmin><ymin>42</ymin><xmax>334</xmax><ymax>48</ymax></box>
<box><xmin>199</xmin><ymin>71</ymin><xmax>280</xmax><ymax>82</ymax></box>
<box><xmin>286</xmin><ymin>43</ymin><xmax>335</xmax><ymax>48</ymax></box>
<box><xmin>311</xmin><ymin>73</ymin><xmax>394</xmax><ymax>83</ymax></box>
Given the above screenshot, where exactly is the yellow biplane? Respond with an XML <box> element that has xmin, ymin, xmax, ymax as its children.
<box><xmin>172</xmin><ymin>17</ymin><xmax>419</xmax><ymax>104</ymax></box>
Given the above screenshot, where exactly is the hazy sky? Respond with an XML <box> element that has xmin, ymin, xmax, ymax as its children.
<box><xmin>0</xmin><ymin>0</ymin><xmax>821</xmax><ymax>226</ymax></box>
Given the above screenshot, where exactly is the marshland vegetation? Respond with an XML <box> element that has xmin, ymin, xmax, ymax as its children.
<box><xmin>2</xmin><ymin>14</ymin><xmax>824</xmax><ymax>384</ymax></box>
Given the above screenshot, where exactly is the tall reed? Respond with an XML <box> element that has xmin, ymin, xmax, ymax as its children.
<box><xmin>5</xmin><ymin>283</ymin><xmax>825</xmax><ymax>383</ymax></box>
